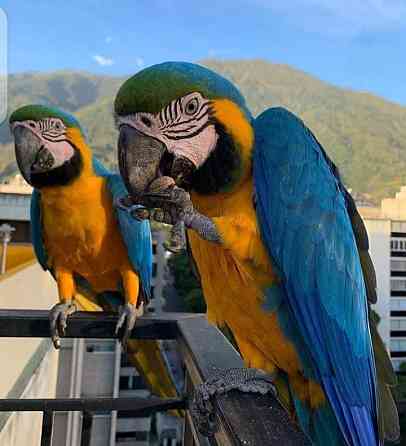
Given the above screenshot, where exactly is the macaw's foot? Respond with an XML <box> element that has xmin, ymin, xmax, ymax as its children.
<box><xmin>164</xmin><ymin>221</ymin><xmax>186</xmax><ymax>253</ymax></box>
<box><xmin>115</xmin><ymin>302</ymin><xmax>144</xmax><ymax>348</ymax></box>
<box><xmin>49</xmin><ymin>301</ymin><xmax>77</xmax><ymax>349</ymax></box>
<box><xmin>190</xmin><ymin>368</ymin><xmax>277</xmax><ymax>437</ymax></box>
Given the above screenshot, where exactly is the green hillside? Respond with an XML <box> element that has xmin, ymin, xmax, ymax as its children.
<box><xmin>1</xmin><ymin>60</ymin><xmax>406</xmax><ymax>201</ymax></box>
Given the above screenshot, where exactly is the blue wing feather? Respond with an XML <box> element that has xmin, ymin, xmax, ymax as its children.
<box><xmin>253</xmin><ymin>107</ymin><xmax>378</xmax><ymax>446</ymax></box>
<box><xmin>92</xmin><ymin>158</ymin><xmax>152</xmax><ymax>296</ymax></box>
<box><xmin>105</xmin><ymin>174</ymin><xmax>152</xmax><ymax>296</ymax></box>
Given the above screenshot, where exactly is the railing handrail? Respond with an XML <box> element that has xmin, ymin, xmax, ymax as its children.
<box><xmin>0</xmin><ymin>396</ymin><xmax>186</xmax><ymax>413</ymax></box>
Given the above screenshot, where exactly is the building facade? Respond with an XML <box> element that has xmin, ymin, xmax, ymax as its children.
<box><xmin>359</xmin><ymin>186</ymin><xmax>406</xmax><ymax>372</ymax></box>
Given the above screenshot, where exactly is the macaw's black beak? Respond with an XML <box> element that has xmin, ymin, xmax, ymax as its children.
<box><xmin>13</xmin><ymin>125</ymin><xmax>54</xmax><ymax>185</ymax></box>
<box><xmin>118</xmin><ymin>125</ymin><xmax>196</xmax><ymax>200</ymax></box>
<box><xmin>118</xmin><ymin>125</ymin><xmax>166</xmax><ymax>199</ymax></box>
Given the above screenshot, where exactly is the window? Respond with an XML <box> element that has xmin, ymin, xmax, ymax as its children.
<box><xmin>152</xmin><ymin>243</ymin><xmax>157</xmax><ymax>255</ymax></box>
<box><xmin>390</xmin><ymin>319</ymin><xmax>406</xmax><ymax>330</ymax></box>
<box><xmin>391</xmin><ymin>299</ymin><xmax>406</xmax><ymax>311</ymax></box>
<box><xmin>86</xmin><ymin>341</ymin><xmax>115</xmax><ymax>353</ymax></box>
<box><xmin>119</xmin><ymin>374</ymin><xmax>145</xmax><ymax>391</ymax></box>
<box><xmin>390</xmin><ymin>339</ymin><xmax>406</xmax><ymax>351</ymax></box>
<box><xmin>152</xmin><ymin>263</ymin><xmax>157</xmax><ymax>277</ymax></box>
<box><xmin>391</xmin><ymin>260</ymin><xmax>406</xmax><ymax>271</ymax></box>
<box><xmin>391</xmin><ymin>279</ymin><xmax>406</xmax><ymax>291</ymax></box>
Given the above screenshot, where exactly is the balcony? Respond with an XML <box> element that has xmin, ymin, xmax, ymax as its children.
<box><xmin>0</xmin><ymin>310</ymin><xmax>311</xmax><ymax>445</ymax></box>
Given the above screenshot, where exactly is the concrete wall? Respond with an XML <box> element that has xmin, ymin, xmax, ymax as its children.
<box><xmin>363</xmin><ymin>219</ymin><xmax>391</xmax><ymax>347</ymax></box>
<box><xmin>0</xmin><ymin>263</ymin><xmax>59</xmax><ymax>446</ymax></box>
<box><xmin>0</xmin><ymin>344</ymin><xmax>59</xmax><ymax>446</ymax></box>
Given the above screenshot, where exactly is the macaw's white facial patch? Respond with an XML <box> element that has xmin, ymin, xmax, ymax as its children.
<box><xmin>39</xmin><ymin>139</ymin><xmax>75</xmax><ymax>168</ymax></box>
<box><xmin>165</xmin><ymin>124</ymin><xmax>218</xmax><ymax>168</ymax></box>
<box><xmin>116</xmin><ymin>92</ymin><xmax>219</xmax><ymax>168</ymax></box>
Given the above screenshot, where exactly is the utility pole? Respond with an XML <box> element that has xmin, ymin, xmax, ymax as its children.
<box><xmin>0</xmin><ymin>223</ymin><xmax>15</xmax><ymax>274</ymax></box>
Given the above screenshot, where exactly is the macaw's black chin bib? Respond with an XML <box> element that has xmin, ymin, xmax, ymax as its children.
<box><xmin>30</xmin><ymin>147</ymin><xmax>83</xmax><ymax>188</ymax></box>
<box><xmin>191</xmin><ymin>124</ymin><xmax>244</xmax><ymax>195</ymax></box>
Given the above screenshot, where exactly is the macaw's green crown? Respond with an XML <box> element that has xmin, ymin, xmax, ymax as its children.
<box><xmin>9</xmin><ymin>104</ymin><xmax>83</xmax><ymax>132</ymax></box>
<box><xmin>114</xmin><ymin>61</ymin><xmax>252</xmax><ymax>119</ymax></box>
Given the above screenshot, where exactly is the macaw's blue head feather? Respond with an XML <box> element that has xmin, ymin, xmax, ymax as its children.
<box><xmin>114</xmin><ymin>61</ymin><xmax>252</xmax><ymax>120</ymax></box>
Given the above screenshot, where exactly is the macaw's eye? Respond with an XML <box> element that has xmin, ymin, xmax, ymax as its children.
<box><xmin>29</xmin><ymin>122</ymin><xmax>36</xmax><ymax>128</ymax></box>
<box><xmin>141</xmin><ymin>116</ymin><xmax>152</xmax><ymax>127</ymax></box>
<box><xmin>185</xmin><ymin>98</ymin><xmax>199</xmax><ymax>115</ymax></box>
<box><xmin>54</xmin><ymin>121</ymin><xmax>63</xmax><ymax>131</ymax></box>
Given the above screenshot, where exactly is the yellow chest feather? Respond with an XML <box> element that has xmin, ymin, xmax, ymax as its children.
<box><xmin>189</xmin><ymin>179</ymin><xmax>303</xmax><ymax>376</ymax></box>
<box><xmin>41</xmin><ymin>176</ymin><xmax>130</xmax><ymax>281</ymax></box>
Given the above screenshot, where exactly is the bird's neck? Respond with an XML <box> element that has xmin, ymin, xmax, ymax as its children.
<box><xmin>40</xmin><ymin>129</ymin><xmax>104</xmax><ymax>207</ymax></box>
<box><xmin>191</xmin><ymin>176</ymin><xmax>254</xmax><ymax>218</ymax></box>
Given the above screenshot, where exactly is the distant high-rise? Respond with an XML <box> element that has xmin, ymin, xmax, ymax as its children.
<box><xmin>358</xmin><ymin>186</ymin><xmax>406</xmax><ymax>372</ymax></box>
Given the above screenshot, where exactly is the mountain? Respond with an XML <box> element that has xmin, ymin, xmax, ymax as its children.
<box><xmin>1</xmin><ymin>60</ymin><xmax>406</xmax><ymax>202</ymax></box>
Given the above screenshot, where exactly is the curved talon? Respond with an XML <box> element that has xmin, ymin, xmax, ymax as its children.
<box><xmin>49</xmin><ymin>301</ymin><xmax>77</xmax><ymax>349</ymax></box>
<box><xmin>115</xmin><ymin>302</ymin><xmax>144</xmax><ymax>348</ymax></box>
<box><xmin>190</xmin><ymin>367</ymin><xmax>277</xmax><ymax>437</ymax></box>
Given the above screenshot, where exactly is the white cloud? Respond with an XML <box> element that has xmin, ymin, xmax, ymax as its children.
<box><xmin>93</xmin><ymin>55</ymin><xmax>114</xmax><ymax>66</ymax></box>
<box><xmin>105</xmin><ymin>36</ymin><xmax>113</xmax><ymax>44</ymax></box>
<box><xmin>254</xmin><ymin>0</ymin><xmax>406</xmax><ymax>36</ymax></box>
<box><xmin>135</xmin><ymin>57</ymin><xmax>145</xmax><ymax>68</ymax></box>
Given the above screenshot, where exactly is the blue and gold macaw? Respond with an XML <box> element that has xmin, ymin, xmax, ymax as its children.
<box><xmin>113</xmin><ymin>62</ymin><xmax>399</xmax><ymax>445</ymax></box>
<box><xmin>9</xmin><ymin>104</ymin><xmax>178</xmax><ymax>399</ymax></box>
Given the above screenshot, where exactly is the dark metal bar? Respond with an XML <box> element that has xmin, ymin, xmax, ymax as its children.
<box><xmin>177</xmin><ymin>315</ymin><xmax>311</xmax><ymax>446</ymax></box>
<box><xmin>40</xmin><ymin>411</ymin><xmax>53</xmax><ymax>446</ymax></box>
<box><xmin>80</xmin><ymin>411</ymin><xmax>93</xmax><ymax>446</ymax></box>
<box><xmin>0</xmin><ymin>397</ymin><xmax>186</xmax><ymax>414</ymax></box>
<box><xmin>0</xmin><ymin>310</ymin><xmax>196</xmax><ymax>340</ymax></box>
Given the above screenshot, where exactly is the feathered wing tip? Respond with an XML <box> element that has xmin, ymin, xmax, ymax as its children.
<box><xmin>344</xmin><ymin>191</ymin><xmax>400</xmax><ymax>443</ymax></box>
<box><xmin>292</xmin><ymin>394</ymin><xmax>346</xmax><ymax>446</ymax></box>
<box><xmin>370</xmin><ymin>313</ymin><xmax>400</xmax><ymax>443</ymax></box>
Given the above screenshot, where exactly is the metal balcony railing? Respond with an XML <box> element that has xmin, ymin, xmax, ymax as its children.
<box><xmin>0</xmin><ymin>310</ymin><xmax>313</xmax><ymax>445</ymax></box>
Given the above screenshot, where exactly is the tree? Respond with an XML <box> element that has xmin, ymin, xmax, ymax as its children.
<box><xmin>167</xmin><ymin>251</ymin><xmax>206</xmax><ymax>313</ymax></box>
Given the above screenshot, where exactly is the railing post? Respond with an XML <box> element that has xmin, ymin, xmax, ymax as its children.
<box><xmin>40</xmin><ymin>411</ymin><xmax>53</xmax><ymax>446</ymax></box>
<box><xmin>80</xmin><ymin>411</ymin><xmax>93</xmax><ymax>446</ymax></box>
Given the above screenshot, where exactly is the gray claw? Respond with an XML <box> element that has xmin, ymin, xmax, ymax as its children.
<box><xmin>191</xmin><ymin>368</ymin><xmax>277</xmax><ymax>437</ymax></box>
<box><xmin>49</xmin><ymin>301</ymin><xmax>77</xmax><ymax>349</ymax></box>
<box><xmin>115</xmin><ymin>302</ymin><xmax>144</xmax><ymax>348</ymax></box>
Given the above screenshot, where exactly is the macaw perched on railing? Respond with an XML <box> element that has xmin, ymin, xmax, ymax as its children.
<box><xmin>112</xmin><ymin>62</ymin><xmax>399</xmax><ymax>445</ymax></box>
<box><xmin>8</xmin><ymin>104</ymin><xmax>178</xmax><ymax>399</ymax></box>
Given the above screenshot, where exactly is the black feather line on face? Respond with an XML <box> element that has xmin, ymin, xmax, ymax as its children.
<box><xmin>191</xmin><ymin>123</ymin><xmax>243</xmax><ymax>195</ymax></box>
<box><xmin>30</xmin><ymin>143</ymin><xmax>83</xmax><ymax>188</ymax></box>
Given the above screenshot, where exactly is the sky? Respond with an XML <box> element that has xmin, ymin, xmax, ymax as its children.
<box><xmin>1</xmin><ymin>0</ymin><xmax>406</xmax><ymax>104</ymax></box>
